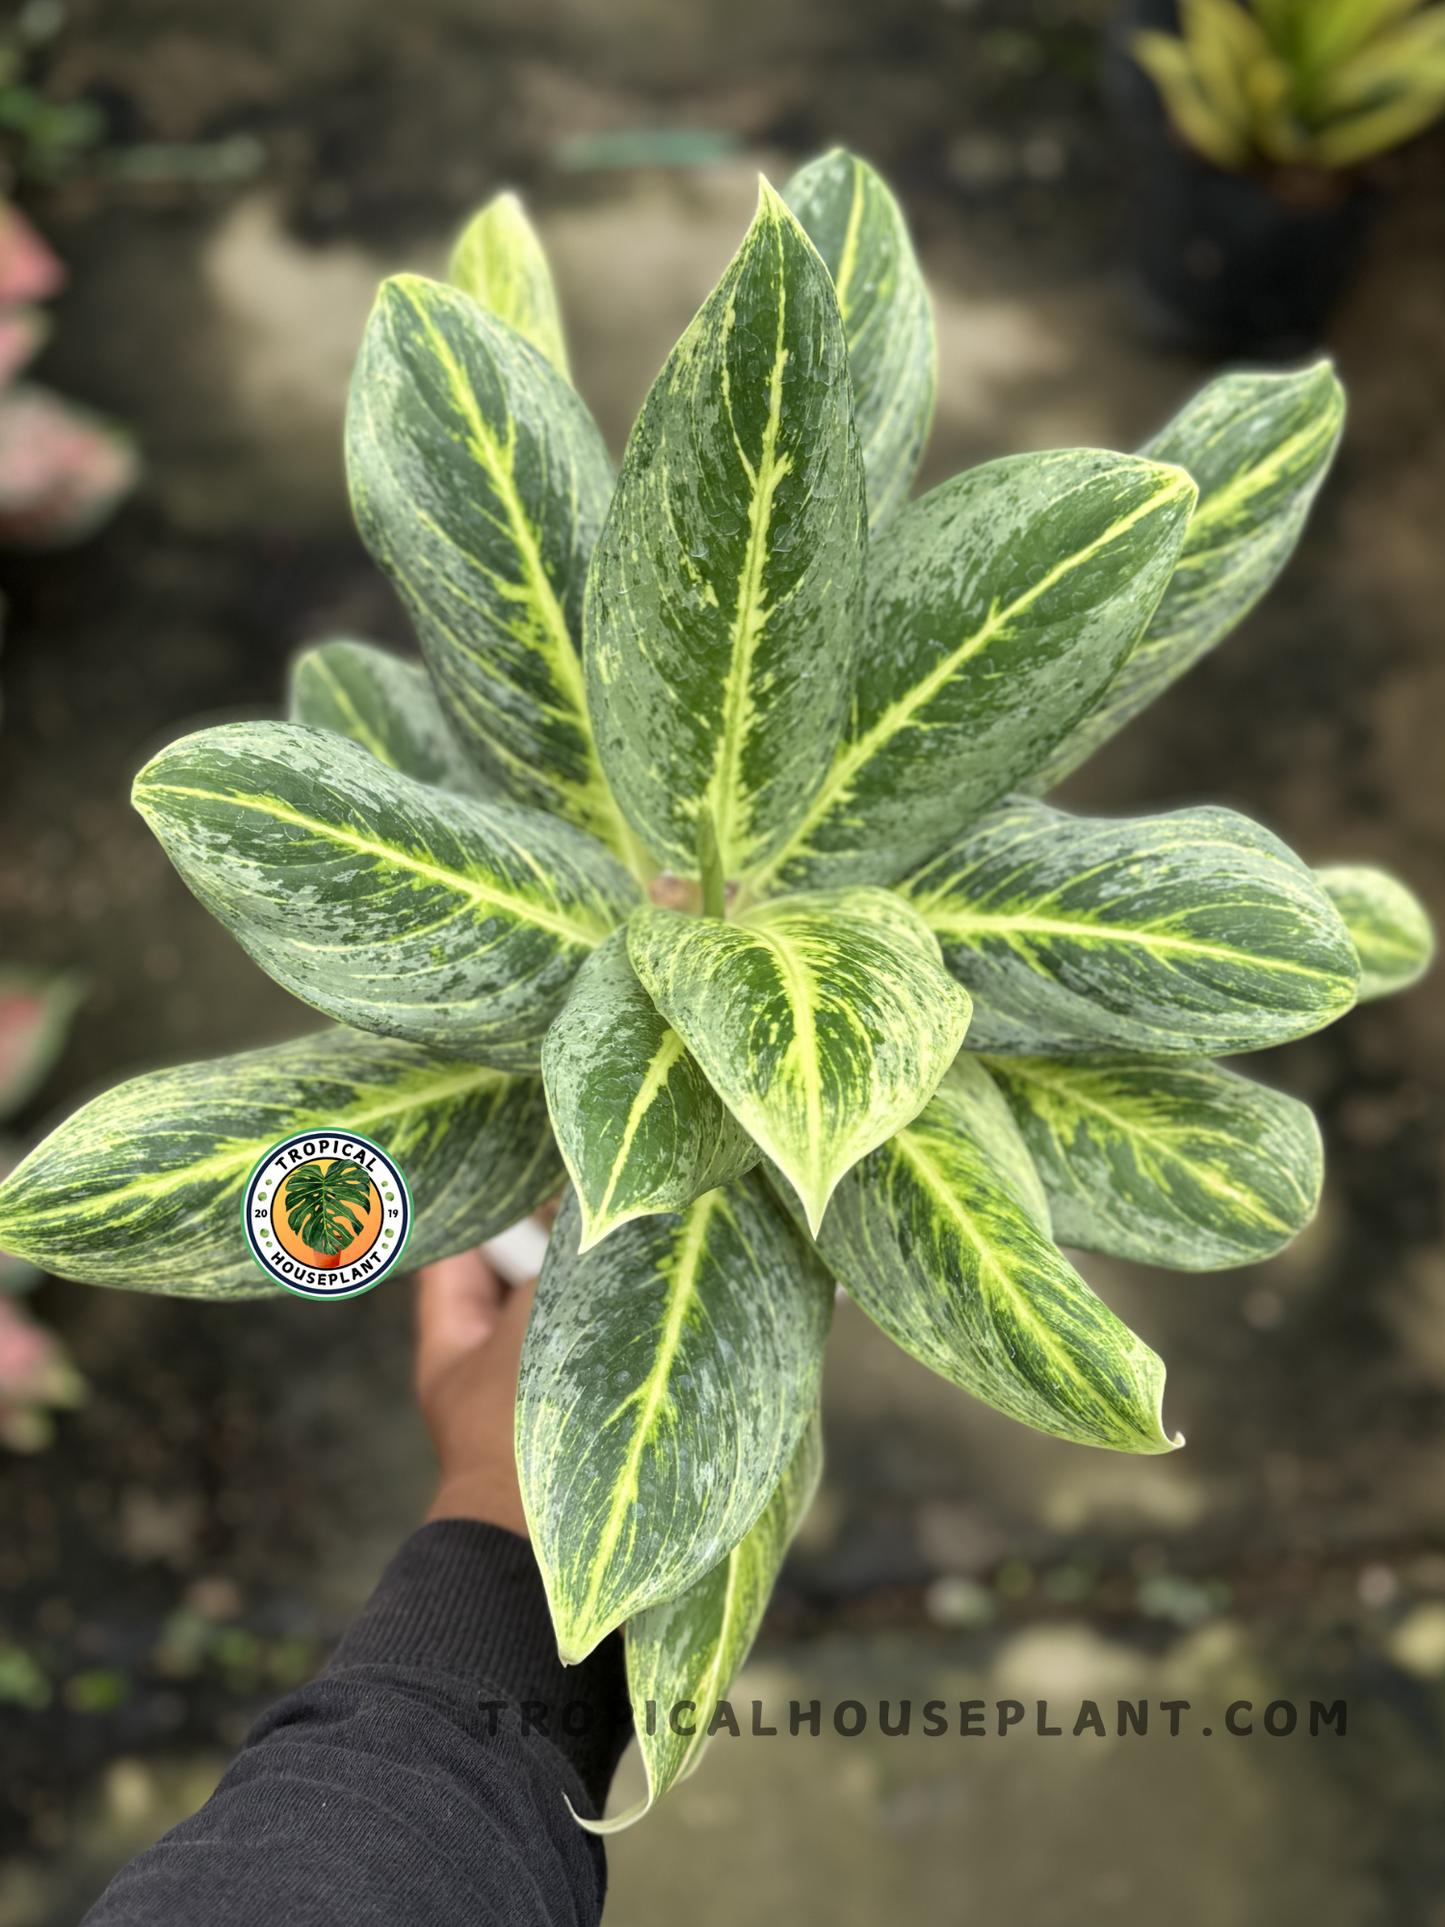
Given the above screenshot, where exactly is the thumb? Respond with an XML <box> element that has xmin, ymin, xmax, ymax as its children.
<box><xmin>413</xmin><ymin>1247</ymin><xmax>506</xmax><ymax>1403</ymax></box>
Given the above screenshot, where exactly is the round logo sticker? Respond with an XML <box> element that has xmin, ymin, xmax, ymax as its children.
<box><xmin>243</xmin><ymin>1131</ymin><xmax>412</xmax><ymax>1299</ymax></box>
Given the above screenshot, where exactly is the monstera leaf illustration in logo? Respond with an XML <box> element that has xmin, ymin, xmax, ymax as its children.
<box><xmin>283</xmin><ymin>1159</ymin><xmax>373</xmax><ymax>1266</ymax></box>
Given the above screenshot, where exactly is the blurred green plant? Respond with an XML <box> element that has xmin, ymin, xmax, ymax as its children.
<box><xmin>62</xmin><ymin>1666</ymin><xmax>132</xmax><ymax>1714</ymax></box>
<box><xmin>152</xmin><ymin>1606</ymin><xmax>321</xmax><ymax>1692</ymax></box>
<box><xmin>0</xmin><ymin>0</ymin><xmax>102</xmax><ymax>183</ymax></box>
<box><xmin>1136</xmin><ymin>1569</ymin><xmax>1232</xmax><ymax>1626</ymax></box>
<box><xmin>556</xmin><ymin>128</ymin><xmax>741</xmax><ymax>171</ymax></box>
<box><xmin>0</xmin><ymin>1</ymin><xmax>262</xmax><ymax>192</ymax></box>
<box><xmin>1134</xmin><ymin>0</ymin><xmax>1445</xmax><ymax>171</ymax></box>
<box><xmin>0</xmin><ymin>1640</ymin><xmax>50</xmax><ymax>1708</ymax></box>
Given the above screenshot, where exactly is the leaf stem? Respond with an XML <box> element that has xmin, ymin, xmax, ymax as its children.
<box><xmin>697</xmin><ymin>810</ymin><xmax>726</xmax><ymax>919</ymax></box>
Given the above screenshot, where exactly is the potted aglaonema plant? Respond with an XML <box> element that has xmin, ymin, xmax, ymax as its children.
<box><xmin>1110</xmin><ymin>0</ymin><xmax>1445</xmax><ymax>352</ymax></box>
<box><xmin>0</xmin><ymin>151</ymin><xmax>1432</xmax><ymax>1824</ymax></box>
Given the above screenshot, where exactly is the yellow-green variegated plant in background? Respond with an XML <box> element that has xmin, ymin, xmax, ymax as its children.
<box><xmin>0</xmin><ymin>149</ymin><xmax>1433</xmax><ymax>1827</ymax></box>
<box><xmin>1134</xmin><ymin>0</ymin><xmax>1445</xmax><ymax>173</ymax></box>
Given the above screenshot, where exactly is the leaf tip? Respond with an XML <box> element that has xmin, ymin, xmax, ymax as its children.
<box><xmin>555</xmin><ymin>1631</ymin><xmax>602</xmax><ymax>1668</ymax></box>
<box><xmin>754</xmin><ymin>173</ymin><xmax>813</xmax><ymax>253</ymax></box>
<box><xmin>794</xmin><ymin>1176</ymin><xmax>837</xmax><ymax>1242</ymax></box>
<box><xmin>573</xmin><ymin>1209</ymin><xmax>615</xmax><ymax>1256</ymax></box>
<box><xmin>545</xmin><ymin>1587</ymin><xmax>613</xmax><ymax>1668</ymax></box>
<box><xmin>569</xmin><ymin>1794</ymin><xmax>651</xmax><ymax>1836</ymax></box>
<box><xmin>1155</xmin><ymin>458</ymin><xmax>1201</xmax><ymax>511</ymax></box>
<box><xmin>755</xmin><ymin>172</ymin><xmax>786</xmax><ymax>217</ymax></box>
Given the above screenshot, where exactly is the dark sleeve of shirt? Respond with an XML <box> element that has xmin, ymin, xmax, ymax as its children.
<box><xmin>81</xmin><ymin>1521</ymin><xmax>635</xmax><ymax>1927</ymax></box>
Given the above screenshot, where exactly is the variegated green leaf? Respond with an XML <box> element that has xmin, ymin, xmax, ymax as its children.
<box><xmin>749</xmin><ymin>451</ymin><xmax>1197</xmax><ymax>896</ymax></box>
<box><xmin>584</xmin><ymin>1409</ymin><xmax>823</xmax><ymax>1834</ymax></box>
<box><xmin>796</xmin><ymin>1055</ymin><xmax>1179</xmax><ymax>1453</ymax></box>
<box><xmin>584</xmin><ymin>179</ymin><xmax>867</xmax><ymax>880</ymax></box>
<box><xmin>1028</xmin><ymin>364</ymin><xmax>1345</xmax><ymax>791</ymax></box>
<box><xmin>783</xmin><ymin>148</ymin><xmax>934</xmax><ymax>533</ymax></box>
<box><xmin>517</xmin><ymin>1175</ymin><xmax>833</xmax><ymax>1664</ymax></box>
<box><xmin>287</xmin><ymin>638</ymin><xmax>493</xmax><ymax>795</ymax></box>
<box><xmin>628</xmin><ymin>888</ymin><xmax>972</xmax><ymax>1235</ymax></box>
<box><xmin>541</xmin><ymin>930</ymin><xmax>759</xmax><ymax>1252</ymax></box>
<box><xmin>1316</xmin><ymin>863</ymin><xmax>1435</xmax><ymax>1001</ymax></box>
<box><xmin>0</xmin><ymin>1027</ymin><xmax>561</xmax><ymax>1296</ymax></box>
<box><xmin>448</xmin><ymin>190</ymin><xmax>570</xmax><ymax>381</ymax></box>
<box><xmin>904</xmin><ymin>795</ymin><xmax>1359</xmax><ymax>1055</ymax></box>
<box><xmin>983</xmin><ymin>1052</ymin><xmax>1323</xmax><ymax>1270</ymax></box>
<box><xmin>134</xmin><ymin>723</ymin><xmax>638</xmax><ymax>1070</ymax></box>
<box><xmin>346</xmin><ymin>274</ymin><xmax>646</xmax><ymax>871</ymax></box>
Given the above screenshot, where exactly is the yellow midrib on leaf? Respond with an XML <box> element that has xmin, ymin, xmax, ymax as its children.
<box><xmin>707</xmin><ymin>218</ymin><xmax>793</xmax><ymax>868</ymax></box>
<box><xmin>571</xmin><ymin>1190</ymin><xmax>723</xmax><ymax>1637</ymax></box>
<box><xmin>590</xmin><ymin>1030</ymin><xmax>688</xmax><ymax>1233</ymax></box>
<box><xmin>752</xmin><ymin>473</ymin><xmax>1196</xmax><ymax>885</ymax></box>
<box><xmin>995</xmin><ymin>1060</ymin><xmax>1298</xmax><ymax>1231</ymax></box>
<box><xmin>11</xmin><ymin>1059</ymin><xmax>509</xmax><ymax>1218</ymax></box>
<box><xmin>919</xmin><ymin>904</ymin><xmax>1340</xmax><ymax>986</ymax></box>
<box><xmin>405</xmin><ymin>292</ymin><xmax>641</xmax><ymax>868</ymax></box>
<box><xmin>137</xmin><ymin>780</ymin><xmax>609</xmax><ymax>950</ymax></box>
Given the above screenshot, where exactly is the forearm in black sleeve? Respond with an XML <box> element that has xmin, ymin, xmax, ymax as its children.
<box><xmin>81</xmin><ymin>1521</ymin><xmax>635</xmax><ymax>1927</ymax></box>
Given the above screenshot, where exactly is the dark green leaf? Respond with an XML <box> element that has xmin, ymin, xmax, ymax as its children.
<box><xmin>541</xmin><ymin>930</ymin><xmax>758</xmax><ymax>1251</ymax></box>
<box><xmin>517</xmin><ymin>1175</ymin><xmax>833</xmax><ymax>1663</ymax></box>
<box><xmin>584</xmin><ymin>180</ymin><xmax>867</xmax><ymax>880</ymax></box>
<box><xmin>133</xmin><ymin>723</ymin><xmax>638</xmax><ymax>1069</ymax></box>
<box><xmin>282</xmin><ymin>1158</ymin><xmax>374</xmax><ymax>1257</ymax></box>
<box><xmin>904</xmin><ymin>794</ymin><xmax>1359</xmax><ymax>1054</ymax></box>
<box><xmin>0</xmin><ymin>1028</ymin><xmax>562</xmax><ymax>1295</ymax></box>
<box><xmin>347</xmin><ymin>274</ymin><xmax>646</xmax><ymax>869</ymax></box>
<box><xmin>287</xmin><ymin>638</ymin><xmax>493</xmax><ymax>796</ymax></box>
<box><xmin>587</xmin><ymin>1410</ymin><xmax>823</xmax><ymax>1832</ymax></box>
<box><xmin>750</xmin><ymin>451</ymin><xmax>1197</xmax><ymax>894</ymax></box>
<box><xmin>783</xmin><ymin>148</ymin><xmax>934</xmax><ymax>531</ymax></box>
<box><xmin>983</xmin><ymin>1051</ymin><xmax>1323</xmax><ymax>1270</ymax></box>
<box><xmin>795</xmin><ymin>1055</ymin><xmax>1179</xmax><ymax>1453</ymax></box>
<box><xmin>1316</xmin><ymin>863</ymin><xmax>1435</xmax><ymax>1001</ymax></box>
<box><xmin>1029</xmin><ymin>363</ymin><xmax>1345</xmax><ymax>790</ymax></box>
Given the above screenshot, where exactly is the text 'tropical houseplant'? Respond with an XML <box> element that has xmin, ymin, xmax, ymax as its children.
<box><xmin>0</xmin><ymin>151</ymin><xmax>1432</xmax><ymax>1823</ymax></box>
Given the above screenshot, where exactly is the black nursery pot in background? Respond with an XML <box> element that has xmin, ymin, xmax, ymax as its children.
<box><xmin>1105</xmin><ymin>0</ymin><xmax>1375</xmax><ymax>356</ymax></box>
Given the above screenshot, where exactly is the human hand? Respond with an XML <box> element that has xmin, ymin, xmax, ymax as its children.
<box><xmin>414</xmin><ymin>1246</ymin><xmax>535</xmax><ymax>1539</ymax></box>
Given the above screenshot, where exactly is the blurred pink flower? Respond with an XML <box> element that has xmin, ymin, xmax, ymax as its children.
<box><xmin>0</xmin><ymin>385</ymin><xmax>138</xmax><ymax>546</ymax></box>
<box><xmin>0</xmin><ymin>201</ymin><xmax>64</xmax><ymax>307</ymax></box>
<box><xmin>0</xmin><ymin>197</ymin><xmax>136</xmax><ymax>544</ymax></box>
<box><xmin>0</xmin><ymin>306</ymin><xmax>46</xmax><ymax>388</ymax></box>
<box><xmin>0</xmin><ymin>971</ymin><xmax>83</xmax><ymax>1120</ymax></box>
<box><xmin>0</xmin><ymin>1296</ymin><xmax>85</xmax><ymax>1452</ymax></box>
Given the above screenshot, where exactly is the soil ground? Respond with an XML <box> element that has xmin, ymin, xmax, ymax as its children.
<box><xmin>3</xmin><ymin>1</ymin><xmax>1445</xmax><ymax>1920</ymax></box>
